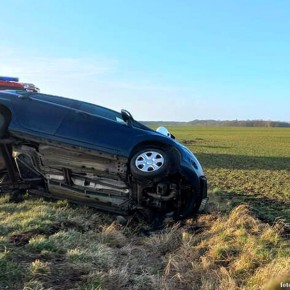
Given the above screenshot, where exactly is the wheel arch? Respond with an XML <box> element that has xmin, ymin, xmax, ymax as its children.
<box><xmin>0</xmin><ymin>105</ymin><xmax>12</xmax><ymax>138</ymax></box>
<box><xmin>0</xmin><ymin>105</ymin><xmax>12</xmax><ymax>119</ymax></box>
<box><xmin>129</xmin><ymin>140</ymin><xmax>180</xmax><ymax>160</ymax></box>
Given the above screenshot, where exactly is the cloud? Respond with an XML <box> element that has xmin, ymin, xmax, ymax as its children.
<box><xmin>0</xmin><ymin>47</ymin><xmax>229</xmax><ymax>121</ymax></box>
<box><xmin>0</xmin><ymin>49</ymin><xmax>190</xmax><ymax>119</ymax></box>
<box><xmin>0</xmin><ymin>48</ymin><xmax>115</xmax><ymax>80</ymax></box>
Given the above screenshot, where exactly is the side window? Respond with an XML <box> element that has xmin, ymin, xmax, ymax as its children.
<box><xmin>32</xmin><ymin>94</ymin><xmax>77</xmax><ymax>108</ymax></box>
<box><xmin>78</xmin><ymin>103</ymin><xmax>99</xmax><ymax>115</ymax></box>
<box><xmin>78</xmin><ymin>103</ymin><xmax>124</xmax><ymax>123</ymax></box>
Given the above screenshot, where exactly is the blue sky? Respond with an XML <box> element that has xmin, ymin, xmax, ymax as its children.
<box><xmin>1</xmin><ymin>0</ymin><xmax>290</xmax><ymax>121</ymax></box>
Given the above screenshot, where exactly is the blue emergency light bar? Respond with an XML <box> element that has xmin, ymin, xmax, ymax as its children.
<box><xmin>0</xmin><ymin>76</ymin><xmax>19</xmax><ymax>82</ymax></box>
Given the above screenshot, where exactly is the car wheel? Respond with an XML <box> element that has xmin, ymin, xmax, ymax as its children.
<box><xmin>9</xmin><ymin>189</ymin><xmax>25</xmax><ymax>203</ymax></box>
<box><xmin>0</xmin><ymin>110</ymin><xmax>10</xmax><ymax>138</ymax></box>
<box><xmin>130</xmin><ymin>148</ymin><xmax>171</xmax><ymax>179</ymax></box>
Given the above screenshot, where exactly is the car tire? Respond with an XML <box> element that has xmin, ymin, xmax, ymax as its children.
<box><xmin>130</xmin><ymin>148</ymin><xmax>171</xmax><ymax>180</ymax></box>
<box><xmin>9</xmin><ymin>189</ymin><xmax>25</xmax><ymax>203</ymax></box>
<box><xmin>0</xmin><ymin>109</ymin><xmax>10</xmax><ymax>138</ymax></box>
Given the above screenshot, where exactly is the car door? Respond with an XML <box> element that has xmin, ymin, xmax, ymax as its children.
<box><xmin>54</xmin><ymin>102</ymin><xmax>134</xmax><ymax>155</ymax></box>
<box><xmin>12</xmin><ymin>94</ymin><xmax>75</xmax><ymax>135</ymax></box>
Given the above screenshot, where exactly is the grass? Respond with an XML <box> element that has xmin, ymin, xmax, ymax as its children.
<box><xmin>0</xmin><ymin>126</ymin><xmax>289</xmax><ymax>289</ymax></box>
<box><xmin>163</xmin><ymin>205</ymin><xmax>290</xmax><ymax>289</ymax></box>
<box><xmin>168</xmin><ymin>126</ymin><xmax>290</xmax><ymax>227</ymax></box>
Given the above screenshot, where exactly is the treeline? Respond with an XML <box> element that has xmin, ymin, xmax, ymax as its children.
<box><xmin>142</xmin><ymin>120</ymin><xmax>290</xmax><ymax>127</ymax></box>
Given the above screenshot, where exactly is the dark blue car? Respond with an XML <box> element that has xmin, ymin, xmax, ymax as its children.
<box><xmin>0</xmin><ymin>90</ymin><xmax>207</xmax><ymax>221</ymax></box>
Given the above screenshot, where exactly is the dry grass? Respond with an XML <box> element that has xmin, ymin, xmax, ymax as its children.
<box><xmin>1</xmin><ymin>193</ymin><xmax>289</xmax><ymax>289</ymax></box>
<box><xmin>162</xmin><ymin>203</ymin><xmax>290</xmax><ymax>290</ymax></box>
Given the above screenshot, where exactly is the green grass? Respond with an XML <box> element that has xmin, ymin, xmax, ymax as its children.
<box><xmin>0</xmin><ymin>126</ymin><xmax>290</xmax><ymax>289</ymax></box>
<box><xmin>167</xmin><ymin>126</ymin><xmax>290</xmax><ymax>227</ymax></box>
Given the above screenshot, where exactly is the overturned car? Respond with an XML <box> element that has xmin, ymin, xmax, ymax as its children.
<box><xmin>0</xmin><ymin>89</ymin><xmax>207</xmax><ymax>221</ymax></box>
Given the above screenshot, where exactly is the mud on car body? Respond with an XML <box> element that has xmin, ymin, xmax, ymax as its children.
<box><xmin>0</xmin><ymin>89</ymin><xmax>207</xmax><ymax>221</ymax></box>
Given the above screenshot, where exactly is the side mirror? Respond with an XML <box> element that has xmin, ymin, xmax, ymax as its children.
<box><xmin>156</xmin><ymin>127</ymin><xmax>175</xmax><ymax>139</ymax></box>
<box><xmin>121</xmin><ymin>109</ymin><xmax>133</xmax><ymax>125</ymax></box>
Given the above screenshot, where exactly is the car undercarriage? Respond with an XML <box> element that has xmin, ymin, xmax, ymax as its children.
<box><xmin>0</xmin><ymin>136</ymin><xmax>204</xmax><ymax>222</ymax></box>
